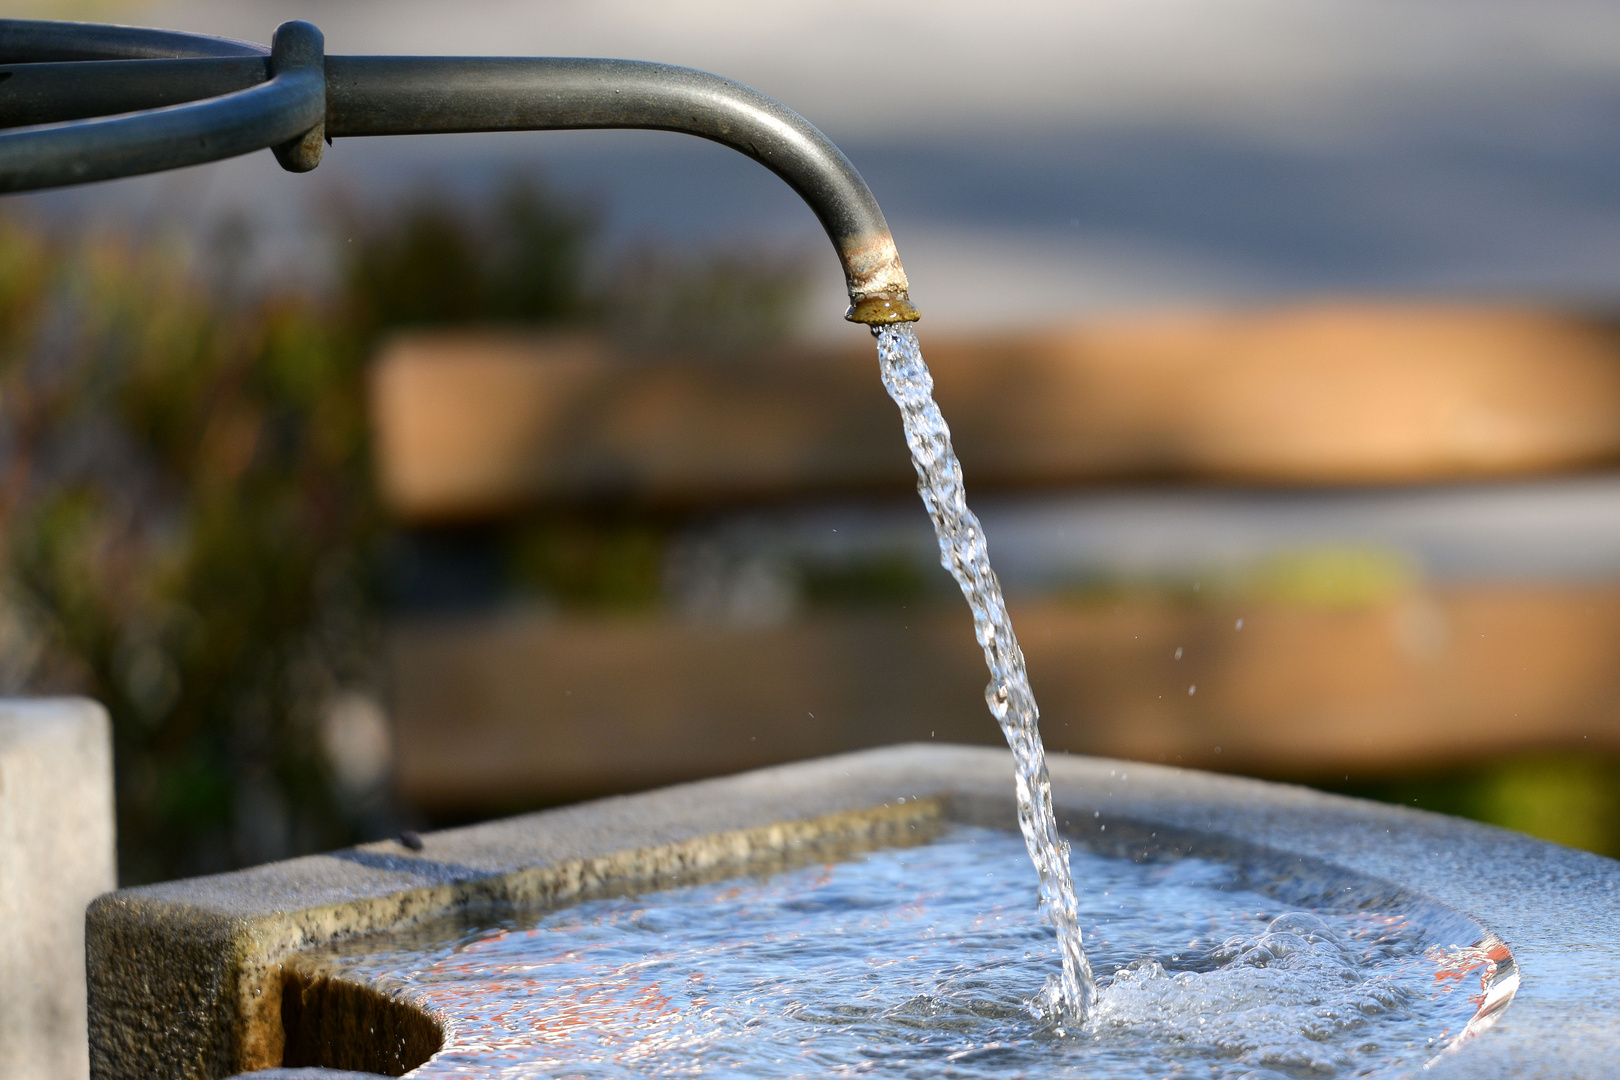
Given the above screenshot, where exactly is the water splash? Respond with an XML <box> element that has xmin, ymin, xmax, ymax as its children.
<box><xmin>874</xmin><ymin>322</ymin><xmax>1093</xmax><ymax>1021</ymax></box>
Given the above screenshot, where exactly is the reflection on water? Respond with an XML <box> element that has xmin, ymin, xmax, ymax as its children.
<box><xmin>309</xmin><ymin>826</ymin><xmax>1487</xmax><ymax>1079</ymax></box>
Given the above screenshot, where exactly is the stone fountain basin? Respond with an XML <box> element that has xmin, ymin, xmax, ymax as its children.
<box><xmin>87</xmin><ymin>744</ymin><xmax>1618</xmax><ymax>1080</ymax></box>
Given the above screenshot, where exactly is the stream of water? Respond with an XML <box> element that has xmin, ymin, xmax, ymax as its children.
<box><xmin>874</xmin><ymin>322</ymin><xmax>1091</xmax><ymax>1021</ymax></box>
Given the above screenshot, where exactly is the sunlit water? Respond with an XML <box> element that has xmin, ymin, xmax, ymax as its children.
<box><xmin>875</xmin><ymin>322</ymin><xmax>1089</xmax><ymax>1017</ymax></box>
<box><xmin>312</xmin><ymin>826</ymin><xmax>1489</xmax><ymax>1079</ymax></box>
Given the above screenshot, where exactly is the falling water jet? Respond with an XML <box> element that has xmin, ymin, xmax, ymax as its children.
<box><xmin>874</xmin><ymin>320</ymin><xmax>1094</xmax><ymax>1022</ymax></box>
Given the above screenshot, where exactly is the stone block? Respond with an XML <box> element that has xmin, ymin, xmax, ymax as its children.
<box><xmin>86</xmin><ymin>744</ymin><xmax>1619</xmax><ymax>1078</ymax></box>
<box><xmin>1</xmin><ymin>698</ymin><xmax>117</xmax><ymax>1080</ymax></box>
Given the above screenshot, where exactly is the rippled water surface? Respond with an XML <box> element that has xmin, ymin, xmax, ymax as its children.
<box><xmin>313</xmin><ymin>826</ymin><xmax>1489</xmax><ymax>1079</ymax></box>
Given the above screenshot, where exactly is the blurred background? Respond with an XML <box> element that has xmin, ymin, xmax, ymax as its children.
<box><xmin>5</xmin><ymin>0</ymin><xmax>1620</xmax><ymax>883</ymax></box>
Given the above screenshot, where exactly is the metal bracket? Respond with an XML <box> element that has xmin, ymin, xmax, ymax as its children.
<box><xmin>268</xmin><ymin>21</ymin><xmax>325</xmax><ymax>173</ymax></box>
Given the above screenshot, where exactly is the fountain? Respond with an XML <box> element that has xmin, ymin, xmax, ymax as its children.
<box><xmin>2</xmin><ymin>16</ymin><xmax>1617</xmax><ymax>1080</ymax></box>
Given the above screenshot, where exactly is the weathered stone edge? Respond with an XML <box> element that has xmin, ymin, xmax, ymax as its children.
<box><xmin>89</xmin><ymin>744</ymin><xmax>1620</xmax><ymax>1080</ymax></box>
<box><xmin>89</xmin><ymin>797</ymin><xmax>943</xmax><ymax>1078</ymax></box>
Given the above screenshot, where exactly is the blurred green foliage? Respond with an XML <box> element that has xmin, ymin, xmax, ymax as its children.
<box><xmin>1053</xmin><ymin>545</ymin><xmax>1418</xmax><ymax>611</ymax></box>
<box><xmin>0</xmin><ymin>179</ymin><xmax>600</xmax><ymax>883</ymax></box>
<box><xmin>506</xmin><ymin>512</ymin><xmax>667</xmax><ymax>613</ymax></box>
<box><xmin>800</xmin><ymin>553</ymin><xmax>933</xmax><ymax>610</ymax></box>
<box><xmin>0</xmin><ymin>228</ymin><xmax>373</xmax><ymax>882</ymax></box>
<box><xmin>340</xmin><ymin>180</ymin><xmax>592</xmax><ymax>335</ymax></box>
<box><xmin>0</xmin><ymin>177</ymin><xmax>816</xmax><ymax>882</ymax></box>
<box><xmin>1326</xmin><ymin>752</ymin><xmax>1620</xmax><ymax>858</ymax></box>
<box><xmin>1215</xmin><ymin>546</ymin><xmax>1415</xmax><ymax>609</ymax></box>
<box><xmin>605</xmin><ymin>247</ymin><xmax>811</xmax><ymax>352</ymax></box>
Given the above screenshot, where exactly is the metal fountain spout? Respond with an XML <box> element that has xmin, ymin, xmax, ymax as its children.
<box><xmin>0</xmin><ymin>18</ymin><xmax>921</xmax><ymax>326</ymax></box>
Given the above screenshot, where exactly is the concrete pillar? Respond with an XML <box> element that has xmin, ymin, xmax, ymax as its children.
<box><xmin>1</xmin><ymin>698</ymin><xmax>116</xmax><ymax>1080</ymax></box>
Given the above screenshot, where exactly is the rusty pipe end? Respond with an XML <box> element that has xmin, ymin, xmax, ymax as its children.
<box><xmin>846</xmin><ymin>292</ymin><xmax>920</xmax><ymax>325</ymax></box>
<box><xmin>840</xmin><ymin>229</ymin><xmax>919</xmax><ymax>324</ymax></box>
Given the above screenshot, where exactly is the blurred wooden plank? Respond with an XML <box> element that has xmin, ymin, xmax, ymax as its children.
<box><xmin>388</xmin><ymin>586</ymin><xmax>1620</xmax><ymax>812</ymax></box>
<box><xmin>370</xmin><ymin>304</ymin><xmax>1620</xmax><ymax>521</ymax></box>
<box><xmin>367</xmin><ymin>331</ymin><xmax>904</xmax><ymax>519</ymax></box>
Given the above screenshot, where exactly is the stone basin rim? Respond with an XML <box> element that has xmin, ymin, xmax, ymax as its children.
<box><xmin>86</xmin><ymin>742</ymin><xmax>1620</xmax><ymax>1080</ymax></box>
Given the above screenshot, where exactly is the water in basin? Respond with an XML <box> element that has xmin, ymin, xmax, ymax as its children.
<box><xmin>307</xmin><ymin>824</ymin><xmax>1494</xmax><ymax>1079</ymax></box>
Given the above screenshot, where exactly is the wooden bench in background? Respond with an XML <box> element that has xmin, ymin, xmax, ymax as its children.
<box><xmin>370</xmin><ymin>302</ymin><xmax>1620</xmax><ymax>815</ymax></box>
<box><xmin>373</xmin><ymin>303</ymin><xmax>1620</xmax><ymax>517</ymax></box>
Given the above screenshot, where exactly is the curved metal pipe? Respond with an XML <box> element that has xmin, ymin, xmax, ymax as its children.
<box><xmin>0</xmin><ymin>57</ymin><xmax>273</xmax><ymax>128</ymax></box>
<box><xmin>323</xmin><ymin>57</ymin><xmax>916</xmax><ymax>323</ymax></box>
<box><xmin>322</xmin><ymin>57</ymin><xmax>920</xmax><ymax>323</ymax></box>
<box><xmin>0</xmin><ymin>19</ymin><xmax>919</xmax><ymax>323</ymax></box>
